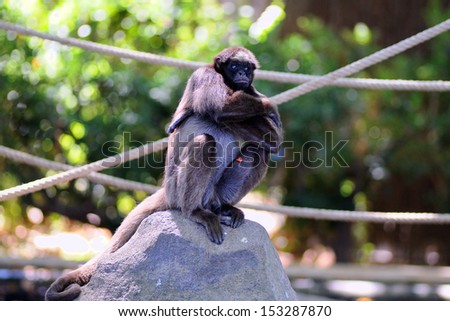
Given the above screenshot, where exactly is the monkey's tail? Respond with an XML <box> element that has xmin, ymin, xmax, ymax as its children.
<box><xmin>45</xmin><ymin>189</ymin><xmax>168</xmax><ymax>301</ymax></box>
<box><xmin>108</xmin><ymin>188</ymin><xmax>168</xmax><ymax>252</ymax></box>
<box><xmin>45</xmin><ymin>270</ymin><xmax>84</xmax><ymax>301</ymax></box>
<box><xmin>46</xmin><ymin>283</ymin><xmax>81</xmax><ymax>301</ymax></box>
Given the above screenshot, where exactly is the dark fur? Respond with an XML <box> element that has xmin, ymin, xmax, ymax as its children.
<box><xmin>45</xmin><ymin>47</ymin><xmax>282</xmax><ymax>300</ymax></box>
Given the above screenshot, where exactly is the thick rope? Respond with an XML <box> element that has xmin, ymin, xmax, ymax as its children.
<box><xmin>0</xmin><ymin>139</ymin><xmax>167</xmax><ymax>201</ymax></box>
<box><xmin>270</xmin><ymin>18</ymin><xmax>450</xmax><ymax>104</ymax></box>
<box><xmin>1</xmin><ymin>19</ymin><xmax>450</xmax><ymax>92</ymax></box>
<box><xmin>256</xmin><ymin>70</ymin><xmax>450</xmax><ymax>92</ymax></box>
<box><xmin>238</xmin><ymin>203</ymin><xmax>450</xmax><ymax>225</ymax></box>
<box><xmin>0</xmin><ymin>145</ymin><xmax>160</xmax><ymax>194</ymax></box>
<box><xmin>0</xmin><ymin>20</ymin><xmax>204</xmax><ymax>70</ymax></box>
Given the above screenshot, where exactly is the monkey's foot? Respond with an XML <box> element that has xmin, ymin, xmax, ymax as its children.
<box><xmin>219</xmin><ymin>205</ymin><xmax>245</xmax><ymax>229</ymax></box>
<box><xmin>191</xmin><ymin>209</ymin><xmax>224</xmax><ymax>244</ymax></box>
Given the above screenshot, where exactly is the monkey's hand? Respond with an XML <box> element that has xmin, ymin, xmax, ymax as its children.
<box><xmin>167</xmin><ymin>110</ymin><xmax>194</xmax><ymax>134</ymax></box>
<box><xmin>45</xmin><ymin>264</ymin><xmax>95</xmax><ymax>300</ymax></box>
<box><xmin>215</xmin><ymin>92</ymin><xmax>271</xmax><ymax>123</ymax></box>
<box><xmin>230</xmin><ymin>91</ymin><xmax>273</xmax><ymax>110</ymax></box>
<box><xmin>268</xmin><ymin>111</ymin><xmax>282</xmax><ymax>128</ymax></box>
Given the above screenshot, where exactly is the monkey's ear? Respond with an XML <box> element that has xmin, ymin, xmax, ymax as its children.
<box><xmin>252</xmin><ymin>59</ymin><xmax>260</xmax><ymax>69</ymax></box>
<box><xmin>214</xmin><ymin>57</ymin><xmax>223</xmax><ymax>70</ymax></box>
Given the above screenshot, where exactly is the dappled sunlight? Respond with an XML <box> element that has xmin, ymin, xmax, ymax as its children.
<box><xmin>300</xmin><ymin>246</ymin><xmax>336</xmax><ymax>268</ymax></box>
<box><xmin>1</xmin><ymin>209</ymin><xmax>111</xmax><ymax>261</ymax></box>
<box><xmin>326</xmin><ymin>280</ymin><xmax>386</xmax><ymax>298</ymax></box>
<box><xmin>33</xmin><ymin>232</ymin><xmax>109</xmax><ymax>260</ymax></box>
<box><xmin>240</xmin><ymin>192</ymin><xmax>286</xmax><ymax>236</ymax></box>
<box><xmin>436</xmin><ymin>285</ymin><xmax>450</xmax><ymax>300</ymax></box>
<box><xmin>249</xmin><ymin>4</ymin><xmax>285</xmax><ymax>42</ymax></box>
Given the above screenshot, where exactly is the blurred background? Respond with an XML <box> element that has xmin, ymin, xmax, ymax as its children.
<box><xmin>1</xmin><ymin>0</ymin><xmax>450</xmax><ymax>300</ymax></box>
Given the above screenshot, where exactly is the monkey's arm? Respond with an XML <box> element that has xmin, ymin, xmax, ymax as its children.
<box><xmin>168</xmin><ymin>66</ymin><xmax>229</xmax><ymax>133</ymax></box>
<box><xmin>168</xmin><ymin>89</ymin><xmax>273</xmax><ymax>134</ymax></box>
<box><xmin>167</xmin><ymin>73</ymin><xmax>196</xmax><ymax>134</ymax></box>
<box><xmin>223</xmin><ymin>89</ymin><xmax>283</xmax><ymax>154</ymax></box>
<box><xmin>215</xmin><ymin>90</ymin><xmax>281</xmax><ymax>127</ymax></box>
<box><xmin>167</xmin><ymin>110</ymin><xmax>194</xmax><ymax>134</ymax></box>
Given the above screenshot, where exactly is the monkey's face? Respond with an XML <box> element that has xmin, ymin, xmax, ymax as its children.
<box><xmin>222</xmin><ymin>59</ymin><xmax>255</xmax><ymax>91</ymax></box>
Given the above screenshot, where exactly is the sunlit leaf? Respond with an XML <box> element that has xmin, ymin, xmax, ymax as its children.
<box><xmin>117</xmin><ymin>193</ymin><xmax>136</xmax><ymax>215</ymax></box>
<box><xmin>70</xmin><ymin>121</ymin><xmax>86</xmax><ymax>139</ymax></box>
<box><xmin>353</xmin><ymin>22</ymin><xmax>372</xmax><ymax>45</ymax></box>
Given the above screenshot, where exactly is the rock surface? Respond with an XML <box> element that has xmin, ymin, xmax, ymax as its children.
<box><xmin>78</xmin><ymin>210</ymin><xmax>297</xmax><ymax>300</ymax></box>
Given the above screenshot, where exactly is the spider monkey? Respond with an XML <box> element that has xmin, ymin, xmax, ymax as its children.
<box><xmin>45</xmin><ymin>47</ymin><xmax>282</xmax><ymax>300</ymax></box>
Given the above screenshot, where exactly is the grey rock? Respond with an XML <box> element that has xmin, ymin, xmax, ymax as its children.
<box><xmin>78</xmin><ymin>210</ymin><xmax>297</xmax><ymax>301</ymax></box>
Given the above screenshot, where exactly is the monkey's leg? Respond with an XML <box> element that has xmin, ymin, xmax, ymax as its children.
<box><xmin>45</xmin><ymin>189</ymin><xmax>167</xmax><ymax>300</ymax></box>
<box><xmin>177</xmin><ymin>134</ymin><xmax>224</xmax><ymax>244</ymax></box>
<box><xmin>215</xmin><ymin>145</ymin><xmax>269</xmax><ymax>228</ymax></box>
<box><xmin>219</xmin><ymin>204</ymin><xmax>245</xmax><ymax>229</ymax></box>
<box><xmin>190</xmin><ymin>208</ymin><xmax>225</xmax><ymax>244</ymax></box>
